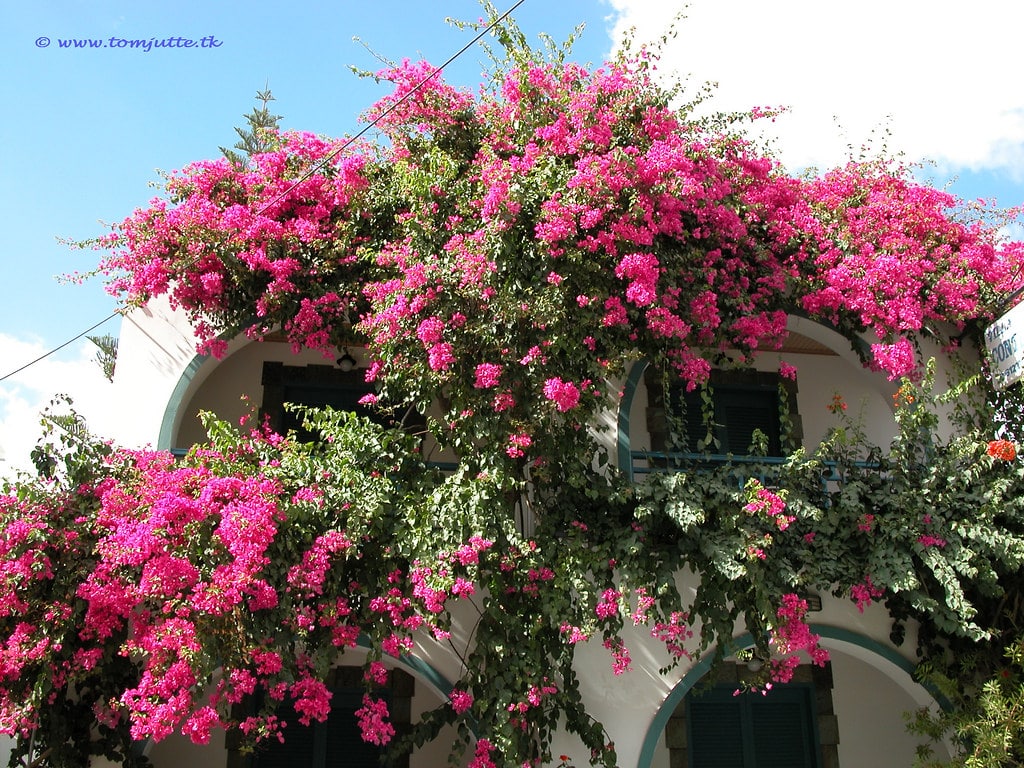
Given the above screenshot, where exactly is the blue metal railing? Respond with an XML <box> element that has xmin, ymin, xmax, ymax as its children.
<box><xmin>628</xmin><ymin>450</ymin><xmax>877</xmax><ymax>492</ymax></box>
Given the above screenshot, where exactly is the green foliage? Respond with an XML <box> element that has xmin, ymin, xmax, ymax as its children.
<box><xmin>15</xmin><ymin>6</ymin><xmax>1024</xmax><ymax>765</ymax></box>
<box><xmin>21</xmin><ymin>396</ymin><xmax>113</xmax><ymax>486</ymax></box>
<box><xmin>219</xmin><ymin>87</ymin><xmax>282</xmax><ymax>167</ymax></box>
<box><xmin>86</xmin><ymin>333</ymin><xmax>117</xmax><ymax>382</ymax></box>
<box><xmin>6</xmin><ymin>355</ymin><xmax>1024</xmax><ymax>767</ymax></box>
<box><xmin>910</xmin><ymin>637</ymin><xmax>1024</xmax><ymax>767</ymax></box>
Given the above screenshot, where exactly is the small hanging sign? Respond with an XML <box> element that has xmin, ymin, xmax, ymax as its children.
<box><xmin>986</xmin><ymin>298</ymin><xmax>1024</xmax><ymax>390</ymax></box>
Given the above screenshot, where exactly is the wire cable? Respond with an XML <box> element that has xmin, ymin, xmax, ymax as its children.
<box><xmin>0</xmin><ymin>0</ymin><xmax>527</xmax><ymax>383</ymax></box>
<box><xmin>257</xmin><ymin>0</ymin><xmax>526</xmax><ymax>216</ymax></box>
<box><xmin>0</xmin><ymin>311</ymin><xmax>120</xmax><ymax>383</ymax></box>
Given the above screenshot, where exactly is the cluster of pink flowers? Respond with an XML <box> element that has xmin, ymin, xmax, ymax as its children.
<box><xmin>0</xmin><ymin>499</ymin><xmax>62</xmax><ymax>623</ymax></box>
<box><xmin>506</xmin><ymin>433</ymin><xmax>533</xmax><ymax>458</ymax></box>
<box><xmin>287</xmin><ymin>530</ymin><xmax>353</xmax><ymax>597</ymax></box>
<box><xmin>850</xmin><ymin>574</ymin><xmax>885</xmax><ymax>612</ymax></box>
<box><xmin>468</xmin><ymin>738</ymin><xmax>497</xmax><ymax>768</ymax></box>
<box><xmin>631</xmin><ymin>587</ymin><xmax>656</xmax><ymax>626</ymax></box>
<box><xmin>595</xmin><ymin>588</ymin><xmax>621</xmax><ymax>620</ymax></box>
<box><xmin>559</xmin><ymin>623</ymin><xmax>590</xmax><ymax>644</ymax></box>
<box><xmin>651</xmin><ymin>612</ymin><xmax>693</xmax><ymax>660</ymax></box>
<box><xmin>543</xmin><ymin>377</ymin><xmax>581</xmax><ymax>412</ymax></box>
<box><xmin>769</xmin><ymin>594</ymin><xmax>829</xmax><ymax>684</ymax></box>
<box><xmin>509</xmin><ymin>679</ymin><xmax>558</xmax><ymax>714</ymax></box>
<box><xmin>603</xmin><ymin>636</ymin><xmax>633</xmax><ymax>675</ymax></box>
<box><xmin>94</xmin><ymin>48</ymin><xmax>1022</xmax><ymax>440</ymax></box>
<box><xmin>801</xmin><ymin>166</ymin><xmax>1020</xmax><ymax>337</ymax></box>
<box><xmin>0</xmin><ymin>418</ymin><xmax>525</xmax><ymax>751</ymax></box>
<box><xmin>182</xmin><ymin>706</ymin><xmax>221</xmax><ymax>745</ymax></box>
<box><xmin>100</xmin><ymin>130</ymin><xmax>374</xmax><ymax>358</ymax></box>
<box><xmin>615</xmin><ymin>252</ymin><xmax>660</xmax><ymax>307</ymax></box>
<box><xmin>363</xmin><ymin>58</ymin><xmax>474</xmax><ymax>137</ymax></box>
<box><xmin>474</xmin><ymin>363</ymin><xmax>503</xmax><ymax>389</ymax></box>
<box><xmin>290</xmin><ymin>676</ymin><xmax>332</xmax><ymax>726</ymax></box>
<box><xmin>869</xmin><ymin>338</ymin><xmax>917</xmax><ymax>381</ymax></box>
<box><xmin>742</xmin><ymin>481</ymin><xmax>795</xmax><ymax>531</ymax></box>
<box><xmin>449</xmin><ymin>688</ymin><xmax>474</xmax><ymax>715</ymax></box>
<box><xmin>354</xmin><ymin>694</ymin><xmax>395</xmax><ymax>745</ymax></box>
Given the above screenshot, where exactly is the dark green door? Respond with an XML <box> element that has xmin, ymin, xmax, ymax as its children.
<box><xmin>687</xmin><ymin>685</ymin><xmax>819</xmax><ymax>768</ymax></box>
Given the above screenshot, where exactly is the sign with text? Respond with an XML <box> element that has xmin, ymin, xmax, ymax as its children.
<box><xmin>986</xmin><ymin>299</ymin><xmax>1024</xmax><ymax>390</ymax></box>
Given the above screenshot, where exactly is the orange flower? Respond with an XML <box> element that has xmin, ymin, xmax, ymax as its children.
<box><xmin>987</xmin><ymin>440</ymin><xmax>1017</xmax><ymax>461</ymax></box>
<box><xmin>893</xmin><ymin>384</ymin><xmax>915</xmax><ymax>407</ymax></box>
<box><xmin>827</xmin><ymin>393</ymin><xmax>847</xmax><ymax>414</ymax></box>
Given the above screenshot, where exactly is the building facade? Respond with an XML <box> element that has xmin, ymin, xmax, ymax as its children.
<box><xmin>85</xmin><ymin>297</ymin><xmax>953</xmax><ymax>768</ymax></box>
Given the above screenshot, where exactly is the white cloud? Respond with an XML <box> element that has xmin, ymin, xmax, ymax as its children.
<box><xmin>0</xmin><ymin>334</ymin><xmax>117</xmax><ymax>480</ymax></box>
<box><xmin>607</xmin><ymin>0</ymin><xmax>1024</xmax><ymax>176</ymax></box>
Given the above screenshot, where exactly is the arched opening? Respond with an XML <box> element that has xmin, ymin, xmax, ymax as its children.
<box><xmin>638</xmin><ymin>627</ymin><xmax>948</xmax><ymax>768</ymax></box>
<box><xmin>616</xmin><ymin>317</ymin><xmax>898</xmax><ymax>481</ymax></box>
<box><xmin>139</xmin><ymin>653</ymin><xmax>459</xmax><ymax>768</ymax></box>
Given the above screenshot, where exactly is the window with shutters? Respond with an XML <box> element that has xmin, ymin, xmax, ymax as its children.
<box><xmin>646</xmin><ymin>368</ymin><xmax>802</xmax><ymax>458</ymax></box>
<box><xmin>248</xmin><ymin>689</ymin><xmax>385</xmax><ymax>768</ymax></box>
<box><xmin>261</xmin><ymin>361</ymin><xmax>423</xmax><ymax>443</ymax></box>
<box><xmin>229</xmin><ymin>667</ymin><xmax>414</xmax><ymax>768</ymax></box>
<box><xmin>686</xmin><ymin>685</ymin><xmax>820</xmax><ymax>768</ymax></box>
<box><xmin>661</xmin><ymin>662</ymin><xmax>838</xmax><ymax>768</ymax></box>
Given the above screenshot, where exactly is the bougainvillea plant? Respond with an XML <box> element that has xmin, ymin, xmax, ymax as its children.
<box><xmin>6</xmin><ymin>11</ymin><xmax>1024</xmax><ymax>768</ymax></box>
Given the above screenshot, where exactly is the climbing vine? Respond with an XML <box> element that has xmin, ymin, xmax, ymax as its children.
<box><xmin>7</xmin><ymin>10</ymin><xmax>1024</xmax><ymax>767</ymax></box>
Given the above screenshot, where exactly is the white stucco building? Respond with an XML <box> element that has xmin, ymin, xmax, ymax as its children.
<box><xmin>80</xmin><ymin>297</ymin><xmax>954</xmax><ymax>768</ymax></box>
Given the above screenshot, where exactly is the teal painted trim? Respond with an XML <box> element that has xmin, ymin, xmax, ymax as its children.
<box><xmin>392</xmin><ymin>650</ymin><xmax>456</xmax><ymax>701</ymax></box>
<box><xmin>812</xmin><ymin>624</ymin><xmax>948</xmax><ymax>710</ymax></box>
<box><xmin>157</xmin><ymin>352</ymin><xmax>209</xmax><ymax>451</ymax></box>
<box><xmin>134</xmin><ymin>647</ymin><xmax>456</xmax><ymax>757</ymax></box>
<box><xmin>617</xmin><ymin>360</ymin><xmax>650</xmax><ymax>481</ymax></box>
<box><xmin>156</xmin><ymin>325</ymin><xmax>238</xmax><ymax>451</ymax></box>
<box><xmin>635</xmin><ymin>625</ymin><xmax>941</xmax><ymax>768</ymax></box>
<box><xmin>636</xmin><ymin>633</ymin><xmax>752</xmax><ymax>768</ymax></box>
<box><xmin>354</xmin><ymin>633</ymin><xmax>456</xmax><ymax>702</ymax></box>
<box><xmin>812</xmin><ymin>624</ymin><xmax>914</xmax><ymax>676</ymax></box>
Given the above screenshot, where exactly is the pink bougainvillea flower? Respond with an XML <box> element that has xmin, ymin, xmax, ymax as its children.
<box><xmin>542</xmin><ymin>378</ymin><xmax>581</xmax><ymax>412</ymax></box>
<box><xmin>449</xmin><ymin>688</ymin><xmax>474</xmax><ymax>714</ymax></box>
<box><xmin>869</xmin><ymin>338</ymin><xmax>917</xmax><ymax>380</ymax></box>
<box><xmin>850</xmin><ymin>575</ymin><xmax>884</xmax><ymax>612</ymax></box>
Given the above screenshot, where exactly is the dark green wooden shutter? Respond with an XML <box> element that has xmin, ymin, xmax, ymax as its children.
<box><xmin>687</xmin><ymin>685</ymin><xmax>818</xmax><ymax>768</ymax></box>
<box><xmin>688</xmin><ymin>697</ymin><xmax>746</xmax><ymax>767</ymax></box>
<box><xmin>672</xmin><ymin>385</ymin><xmax>782</xmax><ymax>456</ymax></box>
<box><xmin>749</xmin><ymin>689</ymin><xmax>815</xmax><ymax>768</ymax></box>
<box><xmin>249</xmin><ymin>689</ymin><xmax>386</xmax><ymax>768</ymax></box>
<box><xmin>679</xmin><ymin>388</ymin><xmax>710</xmax><ymax>453</ymax></box>
<box><xmin>323</xmin><ymin>690</ymin><xmax>385</xmax><ymax>768</ymax></box>
<box><xmin>263</xmin><ymin>361</ymin><xmax>424</xmax><ymax>443</ymax></box>
<box><xmin>281</xmin><ymin>381</ymin><xmax>376</xmax><ymax>440</ymax></box>
<box><xmin>716</xmin><ymin>388</ymin><xmax>781</xmax><ymax>456</ymax></box>
<box><xmin>249</xmin><ymin>702</ymin><xmax>317</xmax><ymax>768</ymax></box>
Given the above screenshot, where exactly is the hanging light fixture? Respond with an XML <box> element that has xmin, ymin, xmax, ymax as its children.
<box><xmin>336</xmin><ymin>348</ymin><xmax>357</xmax><ymax>372</ymax></box>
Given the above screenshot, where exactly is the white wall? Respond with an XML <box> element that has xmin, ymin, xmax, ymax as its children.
<box><xmin>94</xmin><ymin>305</ymin><xmax>963</xmax><ymax>767</ymax></box>
<box><xmin>830</xmin><ymin>646</ymin><xmax>948</xmax><ymax>767</ymax></box>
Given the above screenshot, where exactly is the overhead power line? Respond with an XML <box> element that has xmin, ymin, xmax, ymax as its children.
<box><xmin>258</xmin><ymin>0</ymin><xmax>526</xmax><ymax>216</ymax></box>
<box><xmin>0</xmin><ymin>0</ymin><xmax>527</xmax><ymax>384</ymax></box>
<box><xmin>0</xmin><ymin>312</ymin><xmax>120</xmax><ymax>383</ymax></box>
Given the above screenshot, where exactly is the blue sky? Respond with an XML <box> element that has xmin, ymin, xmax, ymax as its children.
<box><xmin>0</xmin><ymin>0</ymin><xmax>618</xmax><ymax>346</ymax></box>
<box><xmin>2</xmin><ymin>0</ymin><xmax>1024</xmax><ymax>471</ymax></box>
